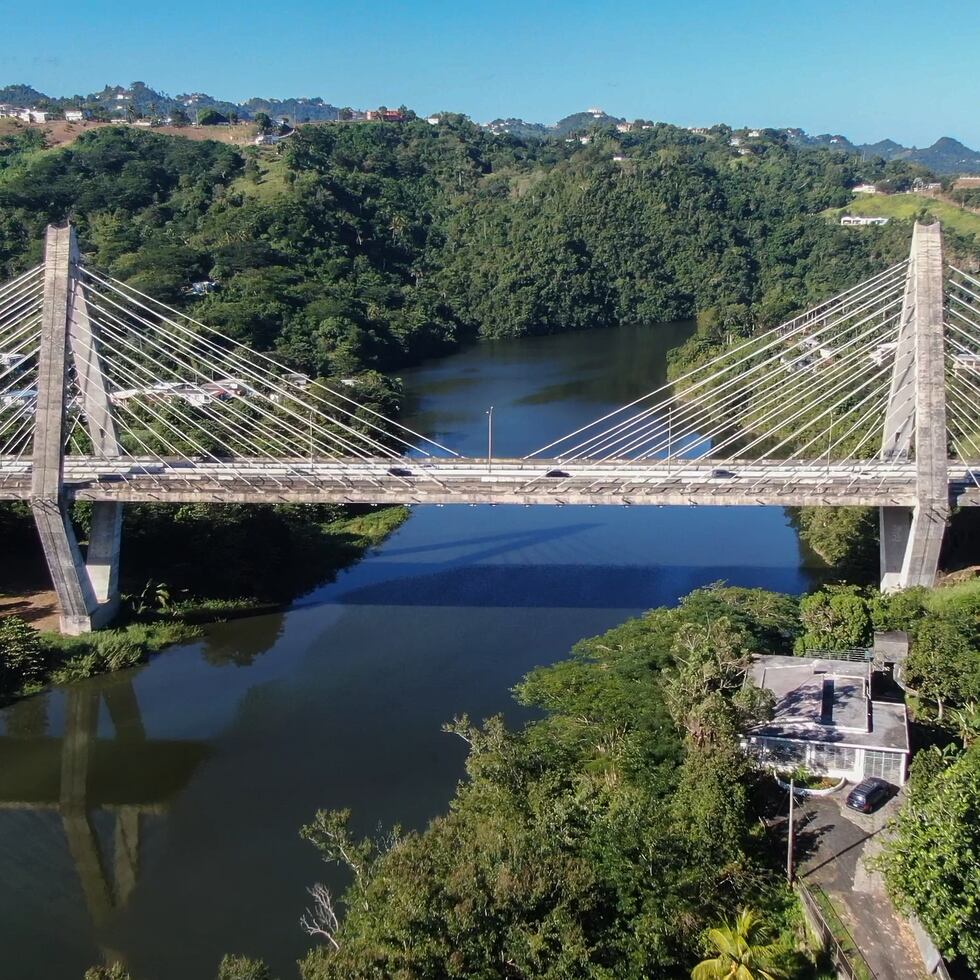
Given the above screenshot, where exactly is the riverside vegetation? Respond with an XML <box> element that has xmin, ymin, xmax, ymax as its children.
<box><xmin>82</xmin><ymin>580</ymin><xmax>980</xmax><ymax>978</ymax></box>
<box><xmin>0</xmin><ymin>501</ymin><xmax>406</xmax><ymax>703</ymax></box>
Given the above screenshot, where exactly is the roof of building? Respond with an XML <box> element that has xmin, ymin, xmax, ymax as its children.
<box><xmin>746</xmin><ymin>654</ymin><xmax>909</xmax><ymax>753</ymax></box>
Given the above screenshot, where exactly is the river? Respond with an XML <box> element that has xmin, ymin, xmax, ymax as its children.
<box><xmin>0</xmin><ymin>323</ymin><xmax>819</xmax><ymax>980</ymax></box>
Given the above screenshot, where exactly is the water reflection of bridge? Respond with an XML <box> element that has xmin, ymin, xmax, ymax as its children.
<box><xmin>0</xmin><ymin>676</ymin><xmax>208</xmax><ymax>941</ymax></box>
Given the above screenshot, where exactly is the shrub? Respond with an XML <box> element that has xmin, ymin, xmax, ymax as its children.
<box><xmin>0</xmin><ymin>616</ymin><xmax>46</xmax><ymax>692</ymax></box>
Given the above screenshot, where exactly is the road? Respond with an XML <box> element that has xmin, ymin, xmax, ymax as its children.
<box><xmin>4</xmin><ymin>455</ymin><xmax>978</xmax><ymax>507</ymax></box>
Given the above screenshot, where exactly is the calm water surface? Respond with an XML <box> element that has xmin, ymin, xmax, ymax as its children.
<box><xmin>0</xmin><ymin>324</ymin><xmax>818</xmax><ymax>979</ymax></box>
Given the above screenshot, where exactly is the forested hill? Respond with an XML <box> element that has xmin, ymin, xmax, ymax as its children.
<box><xmin>0</xmin><ymin>120</ymin><xmax>935</xmax><ymax>379</ymax></box>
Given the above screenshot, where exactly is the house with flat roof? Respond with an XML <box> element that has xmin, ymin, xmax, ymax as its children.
<box><xmin>841</xmin><ymin>215</ymin><xmax>889</xmax><ymax>226</ymax></box>
<box><xmin>741</xmin><ymin>652</ymin><xmax>910</xmax><ymax>785</ymax></box>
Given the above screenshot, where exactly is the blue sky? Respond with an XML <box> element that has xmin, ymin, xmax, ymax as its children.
<box><xmin>4</xmin><ymin>0</ymin><xmax>979</xmax><ymax>146</ymax></box>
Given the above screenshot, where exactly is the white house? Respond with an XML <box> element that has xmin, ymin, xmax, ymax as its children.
<box><xmin>426</xmin><ymin>115</ymin><xmax>440</xmax><ymax>125</ymax></box>
<box><xmin>254</xmin><ymin>133</ymin><xmax>283</xmax><ymax>146</ymax></box>
<box><xmin>869</xmin><ymin>342</ymin><xmax>898</xmax><ymax>367</ymax></box>
<box><xmin>840</xmin><ymin>215</ymin><xmax>889</xmax><ymax>227</ymax></box>
<box><xmin>851</xmin><ymin>183</ymin><xmax>878</xmax><ymax>194</ymax></box>
<box><xmin>64</xmin><ymin>109</ymin><xmax>89</xmax><ymax>123</ymax></box>
<box><xmin>742</xmin><ymin>651</ymin><xmax>910</xmax><ymax>785</ymax></box>
<box><xmin>16</xmin><ymin>108</ymin><xmax>48</xmax><ymax>123</ymax></box>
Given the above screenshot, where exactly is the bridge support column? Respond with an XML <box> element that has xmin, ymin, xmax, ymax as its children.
<box><xmin>31</xmin><ymin>224</ymin><xmax>122</xmax><ymax>634</ymax></box>
<box><xmin>879</xmin><ymin>222</ymin><xmax>948</xmax><ymax>591</ymax></box>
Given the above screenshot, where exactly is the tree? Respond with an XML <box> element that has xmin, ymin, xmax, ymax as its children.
<box><xmin>253</xmin><ymin>112</ymin><xmax>273</xmax><ymax>133</ymax></box>
<box><xmin>216</xmin><ymin>955</ymin><xmax>276</xmax><ymax>980</ymax></box>
<box><xmin>880</xmin><ymin>745</ymin><xmax>980</xmax><ymax>972</ymax></box>
<box><xmin>692</xmin><ymin>908</ymin><xmax>786</xmax><ymax>980</ymax></box>
<box><xmin>170</xmin><ymin>107</ymin><xmax>190</xmax><ymax>127</ymax></box>
<box><xmin>0</xmin><ymin>615</ymin><xmax>45</xmax><ymax>693</ymax></box>
<box><xmin>905</xmin><ymin>615</ymin><xmax>980</xmax><ymax>720</ymax></box>
<box><xmin>797</xmin><ymin>586</ymin><xmax>871</xmax><ymax>651</ymax></box>
<box><xmin>339</xmin><ymin>107</ymin><xmax>353</xmax><ymax>121</ymax></box>
<box><xmin>84</xmin><ymin>965</ymin><xmax>131</xmax><ymax>980</ymax></box>
<box><xmin>197</xmin><ymin>108</ymin><xmax>227</xmax><ymax>126</ymax></box>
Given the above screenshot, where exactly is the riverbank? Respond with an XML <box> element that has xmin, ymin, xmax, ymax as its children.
<box><xmin>0</xmin><ymin>503</ymin><xmax>408</xmax><ymax>705</ymax></box>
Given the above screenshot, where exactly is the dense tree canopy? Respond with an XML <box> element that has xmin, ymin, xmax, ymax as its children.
<box><xmin>0</xmin><ymin>122</ymin><xmax>925</xmax><ymax>382</ymax></box>
<box><xmin>881</xmin><ymin>743</ymin><xmax>980</xmax><ymax>972</ymax></box>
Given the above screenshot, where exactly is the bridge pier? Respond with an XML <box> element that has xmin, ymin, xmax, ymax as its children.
<box><xmin>31</xmin><ymin>224</ymin><xmax>122</xmax><ymax>634</ymax></box>
<box><xmin>879</xmin><ymin>222</ymin><xmax>949</xmax><ymax>591</ymax></box>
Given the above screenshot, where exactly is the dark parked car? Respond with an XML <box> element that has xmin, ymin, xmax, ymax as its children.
<box><xmin>710</xmin><ymin>468</ymin><xmax>736</xmax><ymax>478</ymax></box>
<box><xmin>845</xmin><ymin>777</ymin><xmax>891</xmax><ymax>813</ymax></box>
<box><xmin>387</xmin><ymin>466</ymin><xmax>412</xmax><ymax>477</ymax></box>
<box><xmin>546</xmin><ymin>468</ymin><xmax>570</xmax><ymax>478</ymax></box>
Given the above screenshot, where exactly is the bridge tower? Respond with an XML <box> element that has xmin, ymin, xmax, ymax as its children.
<box><xmin>879</xmin><ymin>221</ymin><xmax>948</xmax><ymax>591</ymax></box>
<box><xmin>31</xmin><ymin>223</ymin><xmax>122</xmax><ymax>634</ymax></box>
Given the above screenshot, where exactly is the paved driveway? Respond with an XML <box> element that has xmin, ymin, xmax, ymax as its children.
<box><xmin>796</xmin><ymin>791</ymin><xmax>927</xmax><ymax>980</ymax></box>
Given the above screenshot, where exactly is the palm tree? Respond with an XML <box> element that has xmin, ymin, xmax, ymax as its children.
<box><xmin>692</xmin><ymin>908</ymin><xmax>786</xmax><ymax>980</ymax></box>
<box><xmin>951</xmin><ymin>701</ymin><xmax>980</xmax><ymax>747</ymax></box>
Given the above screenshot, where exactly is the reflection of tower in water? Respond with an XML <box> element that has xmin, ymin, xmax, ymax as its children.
<box><xmin>0</xmin><ymin>676</ymin><xmax>208</xmax><ymax>965</ymax></box>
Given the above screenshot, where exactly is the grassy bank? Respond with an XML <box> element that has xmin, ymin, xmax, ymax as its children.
<box><xmin>0</xmin><ymin>504</ymin><xmax>409</xmax><ymax>705</ymax></box>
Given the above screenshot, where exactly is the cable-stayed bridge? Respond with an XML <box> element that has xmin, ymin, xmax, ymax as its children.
<box><xmin>2</xmin><ymin>222</ymin><xmax>979</xmax><ymax>632</ymax></box>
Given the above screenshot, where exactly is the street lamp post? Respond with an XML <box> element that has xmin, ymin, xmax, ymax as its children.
<box><xmin>487</xmin><ymin>406</ymin><xmax>494</xmax><ymax>473</ymax></box>
<box><xmin>787</xmin><ymin>777</ymin><xmax>796</xmax><ymax>884</ymax></box>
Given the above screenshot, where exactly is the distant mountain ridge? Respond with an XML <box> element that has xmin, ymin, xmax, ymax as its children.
<box><xmin>0</xmin><ymin>81</ymin><xmax>343</xmax><ymax>124</ymax></box>
<box><xmin>784</xmin><ymin>131</ymin><xmax>980</xmax><ymax>174</ymax></box>
<box><xmin>2</xmin><ymin>82</ymin><xmax>978</xmax><ymax>173</ymax></box>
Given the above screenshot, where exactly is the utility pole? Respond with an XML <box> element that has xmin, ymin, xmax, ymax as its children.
<box><xmin>487</xmin><ymin>406</ymin><xmax>494</xmax><ymax>473</ymax></box>
<box><xmin>786</xmin><ymin>777</ymin><xmax>796</xmax><ymax>885</ymax></box>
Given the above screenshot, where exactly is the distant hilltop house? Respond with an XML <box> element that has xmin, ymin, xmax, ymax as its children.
<box><xmin>851</xmin><ymin>183</ymin><xmax>879</xmax><ymax>194</ymax></box>
<box><xmin>741</xmin><ymin>638</ymin><xmax>912</xmax><ymax>786</ymax></box>
<box><xmin>911</xmin><ymin>177</ymin><xmax>943</xmax><ymax>193</ymax></box>
<box><xmin>64</xmin><ymin>109</ymin><xmax>91</xmax><ymax>123</ymax></box>
<box><xmin>426</xmin><ymin>115</ymin><xmax>441</xmax><ymax>125</ymax></box>
<box><xmin>0</xmin><ymin>106</ymin><xmax>50</xmax><ymax>123</ymax></box>
<box><xmin>365</xmin><ymin>110</ymin><xmax>405</xmax><ymax>122</ymax></box>
<box><xmin>687</xmin><ymin>126</ymin><xmax>711</xmax><ymax>136</ymax></box>
<box><xmin>587</xmin><ymin>106</ymin><xmax>604</xmax><ymax>117</ymax></box>
<box><xmin>615</xmin><ymin>122</ymin><xmax>633</xmax><ymax>133</ymax></box>
<box><xmin>841</xmin><ymin>215</ymin><xmax>889</xmax><ymax>227</ymax></box>
<box><xmin>254</xmin><ymin>132</ymin><xmax>289</xmax><ymax>146</ymax></box>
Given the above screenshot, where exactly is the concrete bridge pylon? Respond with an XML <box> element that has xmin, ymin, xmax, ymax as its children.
<box><xmin>879</xmin><ymin>221</ymin><xmax>948</xmax><ymax>591</ymax></box>
<box><xmin>31</xmin><ymin>224</ymin><xmax>121</xmax><ymax>634</ymax></box>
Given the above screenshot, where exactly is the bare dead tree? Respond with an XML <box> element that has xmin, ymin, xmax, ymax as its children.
<box><xmin>300</xmin><ymin>882</ymin><xmax>340</xmax><ymax>950</ymax></box>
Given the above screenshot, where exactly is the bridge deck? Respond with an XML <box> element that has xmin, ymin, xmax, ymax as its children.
<box><xmin>2</xmin><ymin>456</ymin><xmax>978</xmax><ymax>507</ymax></box>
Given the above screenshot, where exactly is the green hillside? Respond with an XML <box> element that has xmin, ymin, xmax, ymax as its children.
<box><xmin>826</xmin><ymin>192</ymin><xmax>980</xmax><ymax>244</ymax></box>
